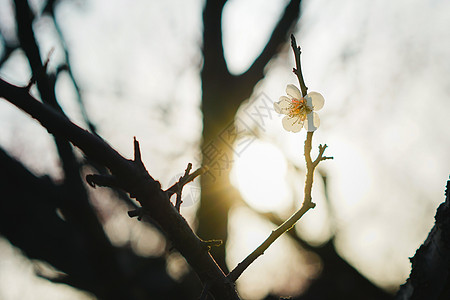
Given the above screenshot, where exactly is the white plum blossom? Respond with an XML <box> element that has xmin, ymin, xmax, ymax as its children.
<box><xmin>273</xmin><ymin>84</ymin><xmax>325</xmax><ymax>132</ymax></box>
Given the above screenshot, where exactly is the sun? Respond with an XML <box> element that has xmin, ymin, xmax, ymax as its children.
<box><xmin>230</xmin><ymin>140</ymin><xmax>290</xmax><ymax>213</ymax></box>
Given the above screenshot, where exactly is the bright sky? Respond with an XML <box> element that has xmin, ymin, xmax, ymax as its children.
<box><xmin>1</xmin><ymin>0</ymin><xmax>450</xmax><ymax>299</ymax></box>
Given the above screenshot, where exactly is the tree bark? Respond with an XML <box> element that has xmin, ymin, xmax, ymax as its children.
<box><xmin>396</xmin><ymin>180</ymin><xmax>450</xmax><ymax>300</ymax></box>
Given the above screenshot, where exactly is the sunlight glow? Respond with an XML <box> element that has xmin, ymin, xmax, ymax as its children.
<box><xmin>231</xmin><ymin>140</ymin><xmax>290</xmax><ymax>213</ymax></box>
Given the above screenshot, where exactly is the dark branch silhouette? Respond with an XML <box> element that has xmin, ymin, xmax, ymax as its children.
<box><xmin>396</xmin><ymin>180</ymin><xmax>450</xmax><ymax>300</ymax></box>
<box><xmin>0</xmin><ymin>78</ymin><xmax>239</xmax><ymax>300</ymax></box>
<box><xmin>239</xmin><ymin>0</ymin><xmax>302</xmax><ymax>96</ymax></box>
<box><xmin>12</xmin><ymin>1</ymin><xmax>129</xmax><ymax>298</ymax></box>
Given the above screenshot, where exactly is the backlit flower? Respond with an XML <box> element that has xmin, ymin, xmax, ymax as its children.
<box><xmin>273</xmin><ymin>84</ymin><xmax>324</xmax><ymax>132</ymax></box>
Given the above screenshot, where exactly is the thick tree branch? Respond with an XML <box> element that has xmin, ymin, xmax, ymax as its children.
<box><xmin>0</xmin><ymin>146</ymin><xmax>190</xmax><ymax>299</ymax></box>
<box><xmin>396</xmin><ymin>180</ymin><xmax>450</xmax><ymax>300</ymax></box>
<box><xmin>0</xmin><ymin>78</ymin><xmax>240</xmax><ymax>300</ymax></box>
<box><xmin>239</xmin><ymin>0</ymin><xmax>301</xmax><ymax>89</ymax></box>
<box><xmin>202</xmin><ymin>0</ymin><xmax>229</xmax><ymax>77</ymax></box>
<box><xmin>0</xmin><ymin>146</ymin><xmax>125</xmax><ymax>297</ymax></box>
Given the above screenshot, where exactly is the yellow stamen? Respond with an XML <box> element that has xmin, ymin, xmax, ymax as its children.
<box><xmin>289</xmin><ymin>98</ymin><xmax>312</xmax><ymax>120</ymax></box>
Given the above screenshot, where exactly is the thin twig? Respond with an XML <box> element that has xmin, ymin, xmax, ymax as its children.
<box><xmin>227</xmin><ymin>34</ymin><xmax>331</xmax><ymax>282</ymax></box>
<box><xmin>291</xmin><ymin>34</ymin><xmax>308</xmax><ymax>97</ymax></box>
<box><xmin>166</xmin><ymin>163</ymin><xmax>209</xmax><ymax>212</ymax></box>
<box><xmin>228</xmin><ymin>132</ymin><xmax>326</xmax><ymax>282</ymax></box>
<box><xmin>170</xmin><ymin>163</ymin><xmax>208</xmax><ymax>212</ymax></box>
<box><xmin>45</xmin><ymin>5</ymin><xmax>97</xmax><ymax>133</ymax></box>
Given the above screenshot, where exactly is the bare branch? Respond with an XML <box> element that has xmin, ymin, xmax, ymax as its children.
<box><xmin>240</xmin><ymin>0</ymin><xmax>302</xmax><ymax>88</ymax></box>
<box><xmin>42</xmin><ymin>0</ymin><xmax>97</xmax><ymax>133</ymax></box>
<box><xmin>167</xmin><ymin>163</ymin><xmax>208</xmax><ymax>212</ymax></box>
<box><xmin>227</xmin><ymin>198</ymin><xmax>315</xmax><ymax>282</ymax></box>
<box><xmin>167</xmin><ymin>164</ymin><xmax>209</xmax><ymax>196</ymax></box>
<box><xmin>228</xmin><ymin>132</ymin><xmax>328</xmax><ymax>282</ymax></box>
<box><xmin>227</xmin><ymin>40</ymin><xmax>331</xmax><ymax>282</ymax></box>
<box><xmin>14</xmin><ymin>0</ymin><xmax>59</xmax><ymax>108</ymax></box>
<box><xmin>291</xmin><ymin>34</ymin><xmax>308</xmax><ymax>97</ymax></box>
<box><xmin>0</xmin><ymin>78</ymin><xmax>240</xmax><ymax>300</ymax></box>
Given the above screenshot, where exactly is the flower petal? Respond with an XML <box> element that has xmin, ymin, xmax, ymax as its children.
<box><xmin>304</xmin><ymin>112</ymin><xmax>320</xmax><ymax>132</ymax></box>
<box><xmin>282</xmin><ymin>115</ymin><xmax>303</xmax><ymax>132</ymax></box>
<box><xmin>286</xmin><ymin>84</ymin><xmax>302</xmax><ymax>100</ymax></box>
<box><xmin>274</xmin><ymin>96</ymin><xmax>291</xmax><ymax>114</ymax></box>
<box><xmin>306</xmin><ymin>92</ymin><xmax>324</xmax><ymax>111</ymax></box>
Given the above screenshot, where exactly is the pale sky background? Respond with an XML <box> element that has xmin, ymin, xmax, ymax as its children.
<box><xmin>1</xmin><ymin>0</ymin><xmax>450</xmax><ymax>299</ymax></box>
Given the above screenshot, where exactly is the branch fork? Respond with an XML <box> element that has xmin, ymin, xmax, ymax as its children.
<box><xmin>85</xmin><ymin>137</ymin><xmax>159</xmax><ymax>200</ymax></box>
<box><xmin>166</xmin><ymin>163</ymin><xmax>209</xmax><ymax>212</ymax></box>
